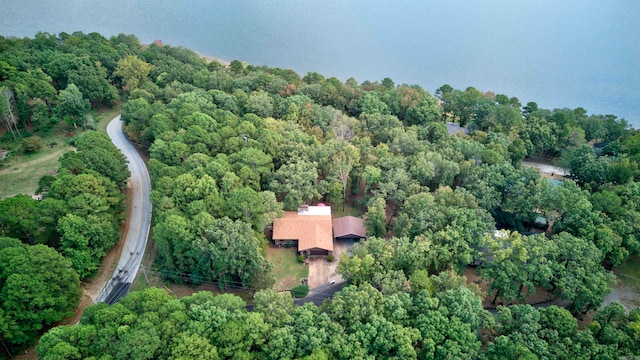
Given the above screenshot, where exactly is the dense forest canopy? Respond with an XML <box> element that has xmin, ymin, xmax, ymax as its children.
<box><xmin>1</xmin><ymin>31</ymin><xmax>640</xmax><ymax>358</ymax></box>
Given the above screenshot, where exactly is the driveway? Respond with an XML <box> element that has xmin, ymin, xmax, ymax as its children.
<box><xmin>307</xmin><ymin>238</ymin><xmax>355</xmax><ymax>289</ymax></box>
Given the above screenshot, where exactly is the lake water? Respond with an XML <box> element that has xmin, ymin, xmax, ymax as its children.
<box><xmin>1</xmin><ymin>0</ymin><xmax>638</xmax><ymax>127</ymax></box>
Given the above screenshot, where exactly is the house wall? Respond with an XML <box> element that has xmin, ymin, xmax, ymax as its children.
<box><xmin>274</xmin><ymin>239</ymin><xmax>297</xmax><ymax>248</ymax></box>
<box><xmin>307</xmin><ymin>248</ymin><xmax>330</xmax><ymax>256</ymax></box>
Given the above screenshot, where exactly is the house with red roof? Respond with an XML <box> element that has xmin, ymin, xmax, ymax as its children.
<box><xmin>272</xmin><ymin>205</ymin><xmax>367</xmax><ymax>256</ymax></box>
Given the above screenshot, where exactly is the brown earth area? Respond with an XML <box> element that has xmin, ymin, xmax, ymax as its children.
<box><xmin>462</xmin><ymin>267</ymin><xmax>561</xmax><ymax>309</ymax></box>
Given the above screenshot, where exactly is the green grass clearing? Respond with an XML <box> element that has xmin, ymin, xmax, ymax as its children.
<box><xmin>613</xmin><ymin>256</ymin><xmax>640</xmax><ymax>292</ymax></box>
<box><xmin>0</xmin><ymin>143</ymin><xmax>71</xmax><ymax>199</ymax></box>
<box><xmin>331</xmin><ymin>201</ymin><xmax>362</xmax><ymax>218</ymax></box>
<box><xmin>0</xmin><ymin>105</ymin><xmax>121</xmax><ymax>200</ymax></box>
<box><xmin>267</xmin><ymin>247</ymin><xmax>309</xmax><ymax>290</ymax></box>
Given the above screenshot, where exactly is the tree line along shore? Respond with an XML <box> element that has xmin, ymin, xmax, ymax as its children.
<box><xmin>1</xmin><ymin>31</ymin><xmax>640</xmax><ymax>359</ymax></box>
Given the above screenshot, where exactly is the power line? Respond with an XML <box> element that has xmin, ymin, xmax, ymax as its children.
<box><xmin>141</xmin><ymin>267</ymin><xmax>343</xmax><ymax>299</ymax></box>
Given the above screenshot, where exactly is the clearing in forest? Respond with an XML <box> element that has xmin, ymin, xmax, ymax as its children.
<box><xmin>0</xmin><ymin>145</ymin><xmax>70</xmax><ymax>199</ymax></box>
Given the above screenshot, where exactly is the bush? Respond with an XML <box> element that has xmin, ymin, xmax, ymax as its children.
<box><xmin>291</xmin><ymin>285</ymin><xmax>309</xmax><ymax>298</ymax></box>
<box><xmin>22</xmin><ymin>136</ymin><xmax>44</xmax><ymax>153</ymax></box>
<box><xmin>327</xmin><ymin>254</ymin><xmax>335</xmax><ymax>262</ymax></box>
<box><xmin>297</xmin><ymin>255</ymin><xmax>305</xmax><ymax>263</ymax></box>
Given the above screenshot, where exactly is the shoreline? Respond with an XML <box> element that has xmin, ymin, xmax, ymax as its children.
<box><xmin>198</xmin><ymin>52</ymin><xmax>230</xmax><ymax>67</ymax></box>
<box><xmin>142</xmin><ymin>41</ymin><xmax>230</xmax><ymax>66</ymax></box>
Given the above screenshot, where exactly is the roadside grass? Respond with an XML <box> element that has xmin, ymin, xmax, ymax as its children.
<box><xmin>130</xmin><ymin>270</ymin><xmax>254</xmax><ymax>303</ymax></box>
<box><xmin>95</xmin><ymin>102</ymin><xmax>122</xmax><ymax>133</ymax></box>
<box><xmin>267</xmin><ymin>247</ymin><xmax>309</xmax><ymax>290</ymax></box>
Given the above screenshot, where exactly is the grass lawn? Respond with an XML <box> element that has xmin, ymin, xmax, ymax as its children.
<box><xmin>267</xmin><ymin>247</ymin><xmax>309</xmax><ymax>290</ymax></box>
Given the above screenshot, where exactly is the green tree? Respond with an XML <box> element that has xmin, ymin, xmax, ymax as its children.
<box><xmin>0</xmin><ymin>195</ymin><xmax>39</xmax><ymax>244</ymax></box>
<box><xmin>225</xmin><ymin>188</ymin><xmax>282</xmax><ymax>231</ymax></box>
<box><xmin>410</xmin><ymin>290</ymin><xmax>483</xmax><ymax>359</ymax></box>
<box><xmin>169</xmin><ymin>332</ymin><xmax>219</xmax><ymax>360</ymax></box>
<box><xmin>57</xmin><ymin>83</ymin><xmax>90</xmax><ymax>128</ymax></box>
<box><xmin>270</xmin><ymin>160</ymin><xmax>323</xmax><ymax>210</ymax></box>
<box><xmin>395</xmin><ymin>188</ymin><xmax>494</xmax><ymax>272</ymax></box>
<box><xmin>58</xmin><ymin>213</ymin><xmax>119</xmax><ymax>279</ymax></box>
<box><xmin>327</xmin><ymin>141</ymin><xmax>360</xmax><ymax>210</ymax></box>
<box><xmin>67</xmin><ymin>60</ymin><xmax>117</xmax><ymax>105</ymax></box>
<box><xmin>253</xmin><ymin>288</ymin><xmax>294</xmax><ymax>327</ymax></box>
<box><xmin>322</xmin><ymin>283</ymin><xmax>385</xmax><ymax>330</ymax></box>
<box><xmin>357</xmin><ymin>92</ymin><xmax>390</xmax><ymax>116</ymax></box>
<box><xmin>68</xmin><ymin>131</ymin><xmax>130</xmax><ymax>187</ymax></box>
<box><xmin>22</xmin><ymin>135</ymin><xmax>43</xmax><ymax>153</ymax></box>
<box><xmin>0</xmin><ymin>241</ymin><xmax>81</xmax><ymax>351</ymax></box>
<box><xmin>191</xmin><ymin>217</ymin><xmax>272</xmax><ymax>288</ymax></box>
<box><xmin>114</xmin><ymin>55</ymin><xmax>153</xmax><ymax>92</ymax></box>
<box><xmin>245</xmin><ymin>90</ymin><xmax>274</xmax><ymax>117</ymax></box>
<box><xmin>551</xmin><ymin>232</ymin><xmax>614</xmax><ymax>314</ymax></box>
<box><xmin>479</xmin><ymin>231</ymin><xmax>534</xmax><ymax>304</ymax></box>
<box><xmin>0</xmin><ymin>86</ymin><xmax>20</xmax><ymax>141</ymax></box>
<box><xmin>365</xmin><ymin>196</ymin><xmax>387</xmax><ymax>237</ymax></box>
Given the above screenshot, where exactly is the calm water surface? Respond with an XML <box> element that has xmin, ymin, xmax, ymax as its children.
<box><xmin>1</xmin><ymin>0</ymin><xmax>638</xmax><ymax>126</ymax></box>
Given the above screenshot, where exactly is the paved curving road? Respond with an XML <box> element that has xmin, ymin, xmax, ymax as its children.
<box><xmin>95</xmin><ymin>115</ymin><xmax>152</xmax><ymax>304</ymax></box>
<box><xmin>294</xmin><ymin>280</ymin><xmax>346</xmax><ymax>307</ymax></box>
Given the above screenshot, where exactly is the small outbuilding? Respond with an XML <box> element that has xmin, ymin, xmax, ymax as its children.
<box><xmin>332</xmin><ymin>216</ymin><xmax>367</xmax><ymax>240</ymax></box>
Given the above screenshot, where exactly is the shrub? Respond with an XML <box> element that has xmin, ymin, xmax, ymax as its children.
<box><xmin>297</xmin><ymin>255</ymin><xmax>305</xmax><ymax>263</ymax></box>
<box><xmin>22</xmin><ymin>136</ymin><xmax>44</xmax><ymax>153</ymax></box>
<box><xmin>327</xmin><ymin>254</ymin><xmax>335</xmax><ymax>262</ymax></box>
<box><xmin>291</xmin><ymin>285</ymin><xmax>309</xmax><ymax>298</ymax></box>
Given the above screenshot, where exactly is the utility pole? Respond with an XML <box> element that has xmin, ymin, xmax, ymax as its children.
<box><xmin>0</xmin><ymin>336</ymin><xmax>13</xmax><ymax>359</ymax></box>
<box><xmin>141</xmin><ymin>264</ymin><xmax>150</xmax><ymax>287</ymax></box>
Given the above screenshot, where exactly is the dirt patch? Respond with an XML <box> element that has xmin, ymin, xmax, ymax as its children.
<box><xmin>463</xmin><ymin>267</ymin><xmax>557</xmax><ymax>309</ymax></box>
